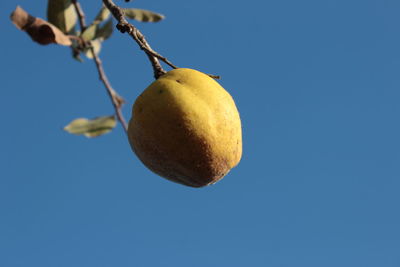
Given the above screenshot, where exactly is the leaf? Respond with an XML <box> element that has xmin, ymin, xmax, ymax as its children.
<box><xmin>96</xmin><ymin>19</ymin><xmax>113</xmax><ymax>41</ymax></box>
<box><xmin>72</xmin><ymin>51</ymin><xmax>84</xmax><ymax>62</ymax></box>
<box><xmin>81</xmin><ymin>24</ymin><xmax>97</xmax><ymax>41</ymax></box>
<box><xmin>69</xmin><ymin>28</ymin><xmax>84</xmax><ymax>62</ymax></box>
<box><xmin>47</xmin><ymin>0</ymin><xmax>77</xmax><ymax>34</ymax></box>
<box><xmin>123</xmin><ymin>8</ymin><xmax>165</xmax><ymax>22</ymax></box>
<box><xmin>10</xmin><ymin>6</ymin><xmax>72</xmax><ymax>46</ymax></box>
<box><xmin>81</xmin><ymin>14</ymin><xmax>113</xmax><ymax>42</ymax></box>
<box><xmin>10</xmin><ymin>5</ymin><xmax>33</xmax><ymax>30</ymax></box>
<box><xmin>64</xmin><ymin>116</ymin><xmax>116</xmax><ymax>137</ymax></box>
<box><xmin>83</xmin><ymin>39</ymin><xmax>102</xmax><ymax>59</ymax></box>
<box><xmin>71</xmin><ymin>44</ymin><xmax>83</xmax><ymax>62</ymax></box>
<box><xmin>94</xmin><ymin>6</ymin><xmax>111</xmax><ymax>24</ymax></box>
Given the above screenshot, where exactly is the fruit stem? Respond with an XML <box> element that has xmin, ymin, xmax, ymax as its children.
<box><xmin>102</xmin><ymin>0</ymin><xmax>222</xmax><ymax>80</ymax></box>
<box><xmin>103</xmin><ymin>0</ymin><xmax>180</xmax><ymax>79</ymax></box>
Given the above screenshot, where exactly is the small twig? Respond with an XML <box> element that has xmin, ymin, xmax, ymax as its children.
<box><xmin>71</xmin><ymin>0</ymin><xmax>128</xmax><ymax>133</ymax></box>
<box><xmin>102</xmin><ymin>0</ymin><xmax>220</xmax><ymax>80</ymax></box>
<box><xmin>91</xmin><ymin>48</ymin><xmax>128</xmax><ymax>131</ymax></box>
<box><xmin>103</xmin><ymin>0</ymin><xmax>174</xmax><ymax>79</ymax></box>
<box><xmin>72</xmin><ymin>0</ymin><xmax>86</xmax><ymax>29</ymax></box>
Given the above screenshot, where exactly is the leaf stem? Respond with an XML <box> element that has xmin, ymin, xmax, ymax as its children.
<box><xmin>71</xmin><ymin>0</ymin><xmax>128</xmax><ymax>133</ymax></box>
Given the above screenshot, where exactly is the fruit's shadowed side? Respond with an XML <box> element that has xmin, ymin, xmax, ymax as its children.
<box><xmin>128</xmin><ymin>68</ymin><xmax>242</xmax><ymax>187</ymax></box>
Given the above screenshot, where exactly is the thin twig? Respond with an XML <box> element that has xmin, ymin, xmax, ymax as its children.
<box><xmin>71</xmin><ymin>0</ymin><xmax>128</xmax><ymax>133</ymax></box>
<box><xmin>72</xmin><ymin>0</ymin><xmax>86</xmax><ymax>29</ymax></box>
<box><xmin>91</xmin><ymin>49</ymin><xmax>128</xmax><ymax>131</ymax></box>
<box><xmin>102</xmin><ymin>0</ymin><xmax>220</xmax><ymax>80</ymax></box>
<box><xmin>103</xmin><ymin>0</ymin><xmax>172</xmax><ymax>79</ymax></box>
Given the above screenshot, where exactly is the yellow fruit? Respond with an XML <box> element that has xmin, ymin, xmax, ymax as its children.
<box><xmin>128</xmin><ymin>68</ymin><xmax>242</xmax><ymax>187</ymax></box>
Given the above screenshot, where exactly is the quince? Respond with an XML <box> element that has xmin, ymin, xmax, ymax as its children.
<box><xmin>128</xmin><ymin>68</ymin><xmax>242</xmax><ymax>187</ymax></box>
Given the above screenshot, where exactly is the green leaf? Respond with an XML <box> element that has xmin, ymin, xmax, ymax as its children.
<box><xmin>123</xmin><ymin>8</ymin><xmax>165</xmax><ymax>22</ymax></box>
<box><xmin>47</xmin><ymin>0</ymin><xmax>77</xmax><ymax>34</ymax></box>
<box><xmin>96</xmin><ymin>19</ymin><xmax>113</xmax><ymax>41</ymax></box>
<box><xmin>94</xmin><ymin>6</ymin><xmax>111</xmax><ymax>24</ymax></box>
<box><xmin>81</xmin><ymin>16</ymin><xmax>113</xmax><ymax>43</ymax></box>
<box><xmin>64</xmin><ymin>116</ymin><xmax>116</xmax><ymax>137</ymax></box>
<box><xmin>81</xmin><ymin>24</ymin><xmax>97</xmax><ymax>41</ymax></box>
<box><xmin>83</xmin><ymin>39</ymin><xmax>102</xmax><ymax>59</ymax></box>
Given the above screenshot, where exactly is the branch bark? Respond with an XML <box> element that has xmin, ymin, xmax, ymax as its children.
<box><xmin>102</xmin><ymin>0</ymin><xmax>180</xmax><ymax>79</ymax></box>
<box><xmin>71</xmin><ymin>0</ymin><xmax>128</xmax><ymax>133</ymax></box>
<box><xmin>102</xmin><ymin>0</ymin><xmax>220</xmax><ymax>80</ymax></box>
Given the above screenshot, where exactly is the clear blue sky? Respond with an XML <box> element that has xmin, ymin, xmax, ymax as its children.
<box><xmin>1</xmin><ymin>0</ymin><xmax>400</xmax><ymax>266</ymax></box>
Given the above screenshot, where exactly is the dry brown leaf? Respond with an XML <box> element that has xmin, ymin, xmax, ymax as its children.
<box><xmin>10</xmin><ymin>6</ymin><xmax>72</xmax><ymax>46</ymax></box>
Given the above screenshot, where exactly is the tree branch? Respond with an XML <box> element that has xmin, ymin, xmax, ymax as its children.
<box><xmin>71</xmin><ymin>0</ymin><xmax>128</xmax><ymax>133</ymax></box>
<box><xmin>91</xmin><ymin>50</ymin><xmax>128</xmax><ymax>132</ymax></box>
<box><xmin>72</xmin><ymin>0</ymin><xmax>86</xmax><ymax>29</ymax></box>
<box><xmin>102</xmin><ymin>0</ymin><xmax>179</xmax><ymax>79</ymax></box>
<box><xmin>102</xmin><ymin>0</ymin><xmax>220</xmax><ymax>80</ymax></box>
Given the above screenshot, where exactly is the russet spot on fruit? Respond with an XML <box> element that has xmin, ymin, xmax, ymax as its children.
<box><xmin>128</xmin><ymin>68</ymin><xmax>242</xmax><ymax>187</ymax></box>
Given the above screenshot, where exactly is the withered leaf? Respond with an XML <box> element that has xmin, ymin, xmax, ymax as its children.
<box><xmin>47</xmin><ymin>0</ymin><xmax>77</xmax><ymax>34</ymax></box>
<box><xmin>64</xmin><ymin>116</ymin><xmax>117</xmax><ymax>138</ymax></box>
<box><xmin>11</xmin><ymin>6</ymin><xmax>72</xmax><ymax>46</ymax></box>
<box><xmin>123</xmin><ymin>8</ymin><xmax>165</xmax><ymax>23</ymax></box>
